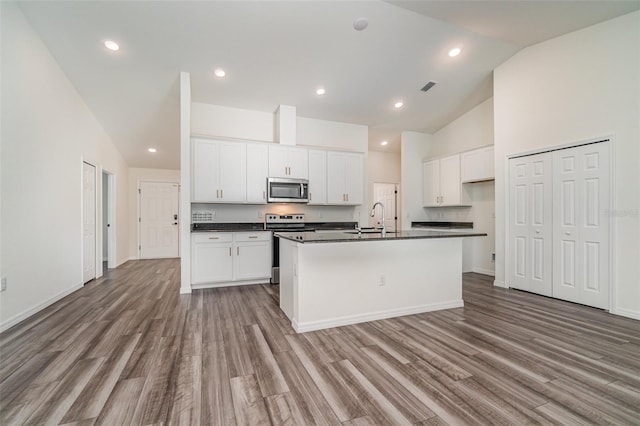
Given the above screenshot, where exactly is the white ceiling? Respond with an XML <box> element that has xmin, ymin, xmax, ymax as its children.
<box><xmin>16</xmin><ymin>1</ymin><xmax>640</xmax><ymax>168</ymax></box>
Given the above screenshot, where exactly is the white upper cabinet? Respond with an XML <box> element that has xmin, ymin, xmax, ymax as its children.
<box><xmin>422</xmin><ymin>154</ymin><xmax>471</xmax><ymax>207</ymax></box>
<box><xmin>461</xmin><ymin>146</ymin><xmax>495</xmax><ymax>183</ymax></box>
<box><xmin>327</xmin><ymin>151</ymin><xmax>363</xmax><ymax>205</ymax></box>
<box><xmin>308</xmin><ymin>150</ymin><xmax>327</xmax><ymax>205</ymax></box>
<box><xmin>246</xmin><ymin>143</ymin><xmax>269</xmax><ymax>204</ymax></box>
<box><xmin>268</xmin><ymin>145</ymin><xmax>308</xmax><ymax>179</ymax></box>
<box><xmin>192</xmin><ymin>139</ymin><xmax>246</xmax><ymax>203</ymax></box>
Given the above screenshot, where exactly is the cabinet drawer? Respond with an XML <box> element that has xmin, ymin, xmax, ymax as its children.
<box><xmin>192</xmin><ymin>233</ymin><xmax>233</xmax><ymax>244</ymax></box>
<box><xmin>234</xmin><ymin>231</ymin><xmax>271</xmax><ymax>242</ymax></box>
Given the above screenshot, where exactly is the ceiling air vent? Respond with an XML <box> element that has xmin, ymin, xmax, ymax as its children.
<box><xmin>421</xmin><ymin>81</ymin><xmax>437</xmax><ymax>92</ymax></box>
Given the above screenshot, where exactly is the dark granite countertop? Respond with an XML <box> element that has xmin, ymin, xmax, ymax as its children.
<box><xmin>411</xmin><ymin>221</ymin><xmax>473</xmax><ymax>229</ymax></box>
<box><xmin>275</xmin><ymin>229</ymin><xmax>486</xmax><ymax>244</ymax></box>
<box><xmin>191</xmin><ymin>222</ymin><xmax>265</xmax><ymax>232</ymax></box>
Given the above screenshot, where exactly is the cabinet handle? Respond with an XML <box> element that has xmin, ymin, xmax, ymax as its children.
<box><xmin>237</xmin><ymin>246</ymin><xmax>240</xmax><ymax>255</ymax></box>
<box><xmin>263</xmin><ymin>190</ymin><xmax>266</xmax><ymax>200</ymax></box>
<box><xmin>309</xmin><ymin>193</ymin><xmax>312</xmax><ymax>201</ymax></box>
<box><xmin>220</xmin><ymin>189</ymin><xmax>223</xmax><ymax>198</ymax></box>
<box><xmin>248</xmin><ymin>236</ymin><xmax>258</xmax><ymax>239</ymax></box>
<box><xmin>346</xmin><ymin>194</ymin><xmax>349</xmax><ymax>202</ymax></box>
<box><xmin>208</xmin><ymin>236</ymin><xmax>219</xmax><ymax>240</ymax></box>
<box><xmin>216</xmin><ymin>189</ymin><xmax>219</xmax><ymax>198</ymax></box>
<box><xmin>229</xmin><ymin>247</ymin><xmax>232</xmax><ymax>256</ymax></box>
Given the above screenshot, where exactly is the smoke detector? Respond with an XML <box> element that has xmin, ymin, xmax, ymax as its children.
<box><xmin>353</xmin><ymin>17</ymin><xmax>369</xmax><ymax>31</ymax></box>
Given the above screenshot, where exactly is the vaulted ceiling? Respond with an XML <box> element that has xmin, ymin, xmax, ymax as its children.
<box><xmin>17</xmin><ymin>1</ymin><xmax>640</xmax><ymax>168</ymax></box>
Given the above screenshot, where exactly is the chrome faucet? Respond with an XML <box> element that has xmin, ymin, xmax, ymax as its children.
<box><xmin>370</xmin><ymin>202</ymin><xmax>386</xmax><ymax>237</ymax></box>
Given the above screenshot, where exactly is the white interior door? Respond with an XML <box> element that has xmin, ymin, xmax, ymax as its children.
<box><xmin>508</xmin><ymin>152</ymin><xmax>552</xmax><ymax>296</ymax></box>
<box><xmin>82</xmin><ymin>162</ymin><xmax>96</xmax><ymax>283</ymax></box>
<box><xmin>553</xmin><ymin>142</ymin><xmax>610</xmax><ymax>309</ymax></box>
<box><xmin>140</xmin><ymin>181</ymin><xmax>180</xmax><ymax>259</ymax></box>
<box><xmin>372</xmin><ymin>183</ymin><xmax>398</xmax><ymax>232</ymax></box>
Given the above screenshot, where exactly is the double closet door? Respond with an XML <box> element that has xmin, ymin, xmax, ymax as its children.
<box><xmin>508</xmin><ymin>141</ymin><xmax>610</xmax><ymax>309</ymax></box>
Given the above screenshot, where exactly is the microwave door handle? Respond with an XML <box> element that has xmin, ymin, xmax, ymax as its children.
<box><xmin>301</xmin><ymin>183</ymin><xmax>304</xmax><ymax>197</ymax></box>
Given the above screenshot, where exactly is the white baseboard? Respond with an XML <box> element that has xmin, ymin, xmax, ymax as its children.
<box><xmin>472</xmin><ymin>267</ymin><xmax>495</xmax><ymax>277</ymax></box>
<box><xmin>611</xmin><ymin>307</ymin><xmax>640</xmax><ymax>321</ymax></box>
<box><xmin>190</xmin><ymin>279</ymin><xmax>270</xmax><ymax>291</ymax></box>
<box><xmin>493</xmin><ymin>279</ymin><xmax>507</xmax><ymax>288</ymax></box>
<box><xmin>292</xmin><ymin>300</ymin><xmax>464</xmax><ymax>333</ymax></box>
<box><xmin>0</xmin><ymin>283</ymin><xmax>83</xmax><ymax>333</ymax></box>
<box><xmin>180</xmin><ymin>286</ymin><xmax>192</xmax><ymax>294</ymax></box>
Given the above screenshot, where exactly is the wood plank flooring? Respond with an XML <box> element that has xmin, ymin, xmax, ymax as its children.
<box><xmin>1</xmin><ymin>258</ymin><xmax>639</xmax><ymax>425</ymax></box>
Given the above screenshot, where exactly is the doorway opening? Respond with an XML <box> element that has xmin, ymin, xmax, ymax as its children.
<box><xmin>102</xmin><ymin>169</ymin><xmax>116</xmax><ymax>273</ymax></box>
<box><xmin>372</xmin><ymin>182</ymin><xmax>399</xmax><ymax>232</ymax></box>
<box><xmin>82</xmin><ymin>161</ymin><xmax>96</xmax><ymax>284</ymax></box>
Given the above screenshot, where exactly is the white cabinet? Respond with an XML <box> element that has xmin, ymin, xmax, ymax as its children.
<box><xmin>422</xmin><ymin>155</ymin><xmax>470</xmax><ymax>207</ymax></box>
<box><xmin>268</xmin><ymin>145</ymin><xmax>308</xmax><ymax>179</ymax></box>
<box><xmin>327</xmin><ymin>151</ymin><xmax>363</xmax><ymax>205</ymax></box>
<box><xmin>191</xmin><ymin>231</ymin><xmax>271</xmax><ymax>286</ymax></box>
<box><xmin>192</xmin><ymin>139</ymin><xmax>246</xmax><ymax>203</ymax></box>
<box><xmin>308</xmin><ymin>150</ymin><xmax>327</xmax><ymax>205</ymax></box>
<box><xmin>234</xmin><ymin>232</ymin><xmax>272</xmax><ymax>281</ymax></box>
<box><xmin>191</xmin><ymin>233</ymin><xmax>233</xmax><ymax>284</ymax></box>
<box><xmin>461</xmin><ymin>146</ymin><xmax>494</xmax><ymax>183</ymax></box>
<box><xmin>246</xmin><ymin>143</ymin><xmax>268</xmax><ymax>204</ymax></box>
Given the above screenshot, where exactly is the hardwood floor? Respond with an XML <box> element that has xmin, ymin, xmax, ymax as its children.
<box><xmin>1</xmin><ymin>258</ymin><xmax>639</xmax><ymax>425</ymax></box>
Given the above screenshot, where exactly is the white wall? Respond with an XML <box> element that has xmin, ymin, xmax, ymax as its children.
<box><xmin>191</xmin><ymin>102</ymin><xmax>274</xmax><ymax>142</ymax></box>
<box><xmin>400</xmin><ymin>131</ymin><xmax>432</xmax><ymax>230</ymax></box>
<box><xmin>494</xmin><ymin>11</ymin><xmax>640</xmax><ymax>318</ymax></box>
<box><xmin>128</xmin><ymin>168</ymin><xmax>181</xmax><ymax>259</ymax></box>
<box><xmin>0</xmin><ymin>2</ymin><xmax>130</xmax><ymax>331</ymax></box>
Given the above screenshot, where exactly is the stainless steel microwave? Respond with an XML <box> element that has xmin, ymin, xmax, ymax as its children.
<box><xmin>267</xmin><ymin>177</ymin><xmax>309</xmax><ymax>203</ymax></box>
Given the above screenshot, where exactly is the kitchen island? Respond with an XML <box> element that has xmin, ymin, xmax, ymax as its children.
<box><xmin>277</xmin><ymin>229</ymin><xmax>486</xmax><ymax>332</ymax></box>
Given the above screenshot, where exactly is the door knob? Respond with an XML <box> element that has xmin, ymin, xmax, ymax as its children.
<box><xmin>535</xmin><ymin>230</ymin><xmax>540</xmax><ymax>234</ymax></box>
<box><xmin>565</xmin><ymin>231</ymin><xmax>571</xmax><ymax>235</ymax></box>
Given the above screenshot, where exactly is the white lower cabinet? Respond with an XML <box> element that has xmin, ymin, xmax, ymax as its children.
<box><xmin>191</xmin><ymin>231</ymin><xmax>271</xmax><ymax>286</ymax></box>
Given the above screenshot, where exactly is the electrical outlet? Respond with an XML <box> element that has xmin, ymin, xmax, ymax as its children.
<box><xmin>491</xmin><ymin>252</ymin><xmax>496</xmax><ymax>262</ymax></box>
<box><xmin>379</xmin><ymin>274</ymin><xmax>386</xmax><ymax>286</ymax></box>
<box><xmin>258</xmin><ymin>210</ymin><xmax>264</xmax><ymax>218</ymax></box>
<box><xmin>1</xmin><ymin>277</ymin><xmax>6</xmax><ymax>292</ymax></box>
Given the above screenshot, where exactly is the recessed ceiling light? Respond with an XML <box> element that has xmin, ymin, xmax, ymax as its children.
<box><xmin>104</xmin><ymin>40</ymin><xmax>119</xmax><ymax>51</ymax></box>
<box><xmin>381</xmin><ymin>141</ymin><xmax>388</xmax><ymax>146</ymax></box>
<box><xmin>148</xmin><ymin>148</ymin><xmax>157</xmax><ymax>153</ymax></box>
<box><xmin>448</xmin><ymin>47</ymin><xmax>462</xmax><ymax>57</ymax></box>
<box><xmin>353</xmin><ymin>17</ymin><xmax>369</xmax><ymax>31</ymax></box>
<box><xmin>316</xmin><ymin>87</ymin><xmax>326</xmax><ymax>96</ymax></box>
<box><xmin>394</xmin><ymin>101</ymin><xmax>404</xmax><ymax>109</ymax></box>
<box><xmin>214</xmin><ymin>68</ymin><xmax>226</xmax><ymax>78</ymax></box>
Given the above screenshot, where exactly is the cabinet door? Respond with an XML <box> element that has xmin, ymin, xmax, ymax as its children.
<box><xmin>462</xmin><ymin>147</ymin><xmax>495</xmax><ymax>182</ymax></box>
<box><xmin>191</xmin><ymin>241</ymin><xmax>233</xmax><ymax>284</ymax></box>
<box><xmin>344</xmin><ymin>153</ymin><xmax>363</xmax><ymax>205</ymax></box>
<box><xmin>326</xmin><ymin>152</ymin><xmax>347</xmax><ymax>204</ymax></box>
<box><xmin>439</xmin><ymin>155</ymin><xmax>463</xmax><ymax>205</ymax></box>
<box><xmin>287</xmin><ymin>147</ymin><xmax>309</xmax><ymax>179</ymax></box>
<box><xmin>218</xmin><ymin>142</ymin><xmax>247</xmax><ymax>202</ymax></box>
<box><xmin>268</xmin><ymin>146</ymin><xmax>289</xmax><ymax>178</ymax></box>
<box><xmin>308</xmin><ymin>150</ymin><xmax>327</xmax><ymax>205</ymax></box>
<box><xmin>234</xmin><ymin>241</ymin><xmax>272</xmax><ymax>280</ymax></box>
<box><xmin>192</xmin><ymin>139</ymin><xmax>219</xmax><ymax>202</ymax></box>
<box><xmin>422</xmin><ymin>160</ymin><xmax>440</xmax><ymax>207</ymax></box>
<box><xmin>246</xmin><ymin>144</ymin><xmax>268</xmax><ymax>204</ymax></box>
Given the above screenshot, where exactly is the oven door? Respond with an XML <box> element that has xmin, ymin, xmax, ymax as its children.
<box><xmin>267</xmin><ymin>178</ymin><xmax>309</xmax><ymax>203</ymax></box>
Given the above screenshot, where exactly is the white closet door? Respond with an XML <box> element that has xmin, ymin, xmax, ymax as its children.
<box><xmin>508</xmin><ymin>153</ymin><xmax>552</xmax><ymax>295</ymax></box>
<box><xmin>553</xmin><ymin>142</ymin><xmax>610</xmax><ymax>309</ymax></box>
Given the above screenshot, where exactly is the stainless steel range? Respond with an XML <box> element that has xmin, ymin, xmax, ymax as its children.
<box><xmin>265</xmin><ymin>213</ymin><xmax>309</xmax><ymax>284</ymax></box>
